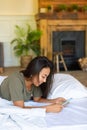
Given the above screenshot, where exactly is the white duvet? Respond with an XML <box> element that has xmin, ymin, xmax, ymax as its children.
<box><xmin>0</xmin><ymin>97</ymin><xmax>87</xmax><ymax>130</ymax></box>
<box><xmin>0</xmin><ymin>74</ymin><xmax>87</xmax><ymax>130</ymax></box>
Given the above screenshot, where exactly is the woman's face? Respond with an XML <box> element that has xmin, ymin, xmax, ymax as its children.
<box><xmin>32</xmin><ymin>67</ymin><xmax>50</xmax><ymax>86</ymax></box>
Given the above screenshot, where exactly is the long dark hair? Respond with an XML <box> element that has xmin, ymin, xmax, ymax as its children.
<box><xmin>21</xmin><ymin>56</ymin><xmax>54</xmax><ymax>98</ymax></box>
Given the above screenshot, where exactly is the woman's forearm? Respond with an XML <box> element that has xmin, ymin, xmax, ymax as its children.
<box><xmin>24</xmin><ymin>103</ymin><xmax>63</xmax><ymax>113</ymax></box>
<box><xmin>34</xmin><ymin>97</ymin><xmax>56</xmax><ymax>103</ymax></box>
<box><xmin>34</xmin><ymin>97</ymin><xmax>66</xmax><ymax>104</ymax></box>
<box><xmin>13</xmin><ymin>100</ymin><xmax>63</xmax><ymax>113</ymax></box>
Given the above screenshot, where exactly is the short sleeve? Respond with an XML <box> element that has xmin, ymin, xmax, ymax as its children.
<box><xmin>8</xmin><ymin>76</ymin><xmax>24</xmax><ymax>101</ymax></box>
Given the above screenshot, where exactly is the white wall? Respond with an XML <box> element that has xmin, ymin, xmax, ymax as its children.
<box><xmin>0</xmin><ymin>0</ymin><xmax>38</xmax><ymax>15</ymax></box>
<box><xmin>0</xmin><ymin>15</ymin><xmax>37</xmax><ymax>67</ymax></box>
<box><xmin>0</xmin><ymin>0</ymin><xmax>38</xmax><ymax>67</ymax></box>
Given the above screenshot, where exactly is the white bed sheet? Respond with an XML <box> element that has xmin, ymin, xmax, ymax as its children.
<box><xmin>0</xmin><ymin>98</ymin><xmax>87</xmax><ymax>130</ymax></box>
<box><xmin>0</xmin><ymin>74</ymin><xmax>87</xmax><ymax>130</ymax></box>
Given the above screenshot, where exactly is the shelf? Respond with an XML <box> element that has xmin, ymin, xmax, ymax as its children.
<box><xmin>36</xmin><ymin>12</ymin><xmax>87</xmax><ymax>20</ymax></box>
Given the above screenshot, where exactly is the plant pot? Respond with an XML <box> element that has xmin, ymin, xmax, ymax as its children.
<box><xmin>20</xmin><ymin>55</ymin><xmax>32</xmax><ymax>68</ymax></box>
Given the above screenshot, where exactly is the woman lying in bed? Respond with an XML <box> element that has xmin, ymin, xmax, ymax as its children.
<box><xmin>0</xmin><ymin>56</ymin><xmax>66</xmax><ymax>113</ymax></box>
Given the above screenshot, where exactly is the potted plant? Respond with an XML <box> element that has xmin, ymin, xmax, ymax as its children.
<box><xmin>71</xmin><ymin>4</ymin><xmax>79</xmax><ymax>12</ymax></box>
<box><xmin>11</xmin><ymin>24</ymin><xmax>42</xmax><ymax>68</ymax></box>
<box><xmin>58</xmin><ymin>4</ymin><xmax>68</xmax><ymax>12</ymax></box>
<box><xmin>82</xmin><ymin>5</ymin><xmax>87</xmax><ymax>12</ymax></box>
<box><xmin>46</xmin><ymin>5</ymin><xmax>53</xmax><ymax>13</ymax></box>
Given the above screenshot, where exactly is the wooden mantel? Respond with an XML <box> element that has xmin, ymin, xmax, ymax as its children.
<box><xmin>37</xmin><ymin>17</ymin><xmax>87</xmax><ymax>60</ymax></box>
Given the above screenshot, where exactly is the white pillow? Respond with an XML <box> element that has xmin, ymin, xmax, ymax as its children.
<box><xmin>47</xmin><ymin>73</ymin><xmax>87</xmax><ymax>99</ymax></box>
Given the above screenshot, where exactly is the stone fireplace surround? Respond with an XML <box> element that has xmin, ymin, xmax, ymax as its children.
<box><xmin>37</xmin><ymin>19</ymin><xmax>87</xmax><ymax>70</ymax></box>
<box><xmin>53</xmin><ymin>31</ymin><xmax>85</xmax><ymax>70</ymax></box>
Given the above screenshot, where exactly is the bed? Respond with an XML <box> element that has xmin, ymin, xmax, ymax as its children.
<box><xmin>0</xmin><ymin>73</ymin><xmax>87</xmax><ymax>130</ymax></box>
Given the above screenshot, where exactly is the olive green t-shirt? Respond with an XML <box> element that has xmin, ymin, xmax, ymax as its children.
<box><xmin>0</xmin><ymin>71</ymin><xmax>42</xmax><ymax>101</ymax></box>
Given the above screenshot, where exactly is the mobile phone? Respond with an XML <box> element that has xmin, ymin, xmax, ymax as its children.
<box><xmin>62</xmin><ymin>98</ymin><xmax>72</xmax><ymax>106</ymax></box>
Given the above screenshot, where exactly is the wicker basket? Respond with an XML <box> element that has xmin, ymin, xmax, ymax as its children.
<box><xmin>20</xmin><ymin>55</ymin><xmax>32</xmax><ymax>68</ymax></box>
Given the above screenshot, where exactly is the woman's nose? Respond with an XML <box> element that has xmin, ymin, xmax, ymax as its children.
<box><xmin>43</xmin><ymin>78</ymin><xmax>46</xmax><ymax>83</ymax></box>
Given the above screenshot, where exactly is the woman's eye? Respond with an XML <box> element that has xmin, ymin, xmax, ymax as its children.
<box><xmin>42</xmin><ymin>76</ymin><xmax>45</xmax><ymax>78</ymax></box>
<box><xmin>42</xmin><ymin>76</ymin><xmax>46</xmax><ymax>79</ymax></box>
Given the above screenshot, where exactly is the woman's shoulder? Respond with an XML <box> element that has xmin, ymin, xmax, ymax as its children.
<box><xmin>8</xmin><ymin>71</ymin><xmax>24</xmax><ymax>80</ymax></box>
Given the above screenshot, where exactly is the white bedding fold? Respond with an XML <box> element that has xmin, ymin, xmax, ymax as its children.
<box><xmin>0</xmin><ymin>98</ymin><xmax>46</xmax><ymax>117</ymax></box>
<box><xmin>0</xmin><ymin>98</ymin><xmax>87</xmax><ymax>130</ymax></box>
<box><xmin>48</xmin><ymin>74</ymin><xmax>87</xmax><ymax>99</ymax></box>
<box><xmin>0</xmin><ymin>97</ymin><xmax>47</xmax><ymax>130</ymax></box>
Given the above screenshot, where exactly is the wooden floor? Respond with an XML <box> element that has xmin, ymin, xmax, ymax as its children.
<box><xmin>0</xmin><ymin>67</ymin><xmax>87</xmax><ymax>87</ymax></box>
<box><xmin>62</xmin><ymin>70</ymin><xmax>87</xmax><ymax>87</ymax></box>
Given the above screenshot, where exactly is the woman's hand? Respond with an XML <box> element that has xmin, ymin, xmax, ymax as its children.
<box><xmin>52</xmin><ymin>97</ymin><xmax>66</xmax><ymax>104</ymax></box>
<box><xmin>46</xmin><ymin>103</ymin><xmax>63</xmax><ymax>113</ymax></box>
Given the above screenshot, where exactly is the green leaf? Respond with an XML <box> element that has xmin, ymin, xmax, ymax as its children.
<box><xmin>11</xmin><ymin>24</ymin><xmax>42</xmax><ymax>57</ymax></box>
